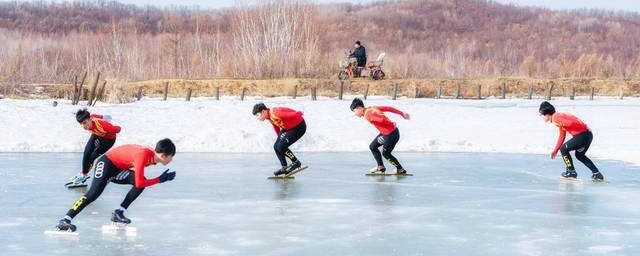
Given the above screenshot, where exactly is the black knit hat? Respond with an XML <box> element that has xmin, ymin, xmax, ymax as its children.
<box><xmin>539</xmin><ymin>101</ymin><xmax>555</xmax><ymax>115</ymax></box>
<box><xmin>252</xmin><ymin>103</ymin><xmax>267</xmax><ymax>115</ymax></box>
<box><xmin>350</xmin><ymin>98</ymin><xmax>364</xmax><ymax>111</ymax></box>
<box><xmin>76</xmin><ymin>109</ymin><xmax>90</xmax><ymax>123</ymax></box>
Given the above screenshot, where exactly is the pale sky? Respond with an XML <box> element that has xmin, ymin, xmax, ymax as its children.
<box><xmin>13</xmin><ymin>0</ymin><xmax>640</xmax><ymax>13</ymax></box>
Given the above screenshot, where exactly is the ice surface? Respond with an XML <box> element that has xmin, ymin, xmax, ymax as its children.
<box><xmin>1</xmin><ymin>152</ymin><xmax>639</xmax><ymax>256</ymax></box>
<box><xmin>0</xmin><ymin>96</ymin><xmax>639</xmax><ymax>165</ymax></box>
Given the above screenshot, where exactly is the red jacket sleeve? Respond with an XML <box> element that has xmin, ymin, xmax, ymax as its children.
<box><xmin>377</xmin><ymin>106</ymin><xmax>404</xmax><ymax>116</ymax></box>
<box><xmin>552</xmin><ymin>127</ymin><xmax>566</xmax><ymax>155</ymax></box>
<box><xmin>365</xmin><ymin>110</ymin><xmax>386</xmax><ymax>123</ymax></box>
<box><xmin>133</xmin><ymin>152</ymin><xmax>160</xmax><ymax>189</ymax></box>
<box><xmin>97</xmin><ymin>119</ymin><xmax>121</xmax><ymax>134</ymax></box>
<box><xmin>276</xmin><ymin>108</ymin><xmax>303</xmax><ymax>122</ymax></box>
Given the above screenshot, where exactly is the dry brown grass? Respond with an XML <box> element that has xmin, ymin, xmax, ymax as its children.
<box><xmin>4</xmin><ymin>77</ymin><xmax>639</xmax><ymax>103</ymax></box>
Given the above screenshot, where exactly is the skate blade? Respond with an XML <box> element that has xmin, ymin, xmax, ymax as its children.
<box><xmin>45</xmin><ymin>230</ymin><xmax>79</xmax><ymax>236</ymax></box>
<box><xmin>268</xmin><ymin>166</ymin><xmax>308</xmax><ymax>179</ymax></box>
<box><xmin>559</xmin><ymin>177</ymin><xmax>583</xmax><ymax>183</ymax></box>
<box><xmin>365</xmin><ymin>173</ymin><xmax>413</xmax><ymax>176</ymax></box>
<box><xmin>592</xmin><ymin>179</ymin><xmax>609</xmax><ymax>184</ymax></box>
<box><xmin>66</xmin><ymin>184</ymin><xmax>88</xmax><ymax>188</ymax></box>
<box><xmin>102</xmin><ymin>223</ymin><xmax>137</xmax><ymax>236</ymax></box>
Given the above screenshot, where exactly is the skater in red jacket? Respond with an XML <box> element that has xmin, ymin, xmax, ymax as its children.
<box><xmin>56</xmin><ymin>139</ymin><xmax>177</xmax><ymax>232</ymax></box>
<box><xmin>350</xmin><ymin>98</ymin><xmax>410</xmax><ymax>174</ymax></box>
<box><xmin>539</xmin><ymin>101</ymin><xmax>604</xmax><ymax>182</ymax></box>
<box><xmin>253</xmin><ymin>103</ymin><xmax>306</xmax><ymax>176</ymax></box>
<box><xmin>66</xmin><ymin>109</ymin><xmax>121</xmax><ymax>188</ymax></box>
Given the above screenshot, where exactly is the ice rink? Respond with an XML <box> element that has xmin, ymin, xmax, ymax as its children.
<box><xmin>1</xmin><ymin>152</ymin><xmax>639</xmax><ymax>255</ymax></box>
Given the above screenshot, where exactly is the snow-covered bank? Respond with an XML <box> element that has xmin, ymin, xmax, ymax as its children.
<box><xmin>0</xmin><ymin>96</ymin><xmax>638</xmax><ymax>165</ymax></box>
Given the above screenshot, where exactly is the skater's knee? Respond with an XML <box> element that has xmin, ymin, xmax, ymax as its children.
<box><xmin>273</xmin><ymin>143</ymin><xmax>284</xmax><ymax>153</ymax></box>
<box><xmin>560</xmin><ymin>146</ymin><xmax>570</xmax><ymax>155</ymax></box>
<box><xmin>575</xmin><ymin>152</ymin><xmax>587</xmax><ymax>160</ymax></box>
<box><xmin>369</xmin><ymin>142</ymin><xmax>379</xmax><ymax>152</ymax></box>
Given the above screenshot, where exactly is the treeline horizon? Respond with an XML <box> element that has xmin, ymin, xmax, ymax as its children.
<box><xmin>1</xmin><ymin>0</ymin><xmax>640</xmax><ymax>85</ymax></box>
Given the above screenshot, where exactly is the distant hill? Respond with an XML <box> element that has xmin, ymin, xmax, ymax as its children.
<box><xmin>1</xmin><ymin>0</ymin><xmax>639</xmax><ymax>83</ymax></box>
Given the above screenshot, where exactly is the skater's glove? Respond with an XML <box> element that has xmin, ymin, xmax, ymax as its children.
<box><xmin>158</xmin><ymin>169</ymin><xmax>176</xmax><ymax>183</ymax></box>
<box><xmin>550</xmin><ymin>151</ymin><xmax>558</xmax><ymax>159</ymax></box>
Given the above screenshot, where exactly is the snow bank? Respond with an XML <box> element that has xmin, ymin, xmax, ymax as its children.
<box><xmin>0</xmin><ymin>96</ymin><xmax>638</xmax><ymax>165</ymax></box>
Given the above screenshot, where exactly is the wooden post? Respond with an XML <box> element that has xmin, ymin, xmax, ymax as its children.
<box><xmin>455</xmin><ymin>83</ymin><xmax>461</xmax><ymax>99</ymax></box>
<box><xmin>163</xmin><ymin>81</ymin><xmax>169</xmax><ymax>101</ymax></box>
<box><xmin>619</xmin><ymin>84</ymin><xmax>624</xmax><ymax>100</ymax></box>
<box><xmin>392</xmin><ymin>83</ymin><xmax>399</xmax><ymax>100</ymax></box>
<box><xmin>214</xmin><ymin>87</ymin><xmax>220</xmax><ymax>100</ymax></box>
<box><xmin>528</xmin><ymin>85</ymin><xmax>533</xmax><ymax>100</ymax></box>
<box><xmin>501</xmin><ymin>82</ymin><xmax>506</xmax><ymax>99</ymax></box>
<box><xmin>570</xmin><ymin>87</ymin><xmax>575</xmax><ymax>100</ymax></box>
<box><xmin>240</xmin><ymin>88</ymin><xmax>246</xmax><ymax>101</ymax></box>
<box><xmin>310</xmin><ymin>87</ymin><xmax>317</xmax><ymax>101</ymax></box>
<box><xmin>137</xmin><ymin>87</ymin><xmax>143</xmax><ymax>101</ymax></box>
<box><xmin>92</xmin><ymin>81</ymin><xmax>107</xmax><ymax>106</ymax></box>
<box><xmin>71</xmin><ymin>75</ymin><xmax>78</xmax><ymax>104</ymax></box>
<box><xmin>414</xmin><ymin>85</ymin><xmax>420</xmax><ymax>98</ymax></box>
<box><xmin>338</xmin><ymin>80</ymin><xmax>344</xmax><ymax>100</ymax></box>
<box><xmin>74</xmin><ymin>71</ymin><xmax>87</xmax><ymax>105</ymax></box>
<box><xmin>363</xmin><ymin>84</ymin><xmax>370</xmax><ymax>100</ymax></box>
<box><xmin>292</xmin><ymin>84</ymin><xmax>297</xmax><ymax>99</ymax></box>
<box><xmin>589</xmin><ymin>87</ymin><xmax>594</xmax><ymax>100</ymax></box>
<box><xmin>87</xmin><ymin>71</ymin><xmax>100</xmax><ymax>105</ymax></box>
<box><xmin>476</xmin><ymin>84</ymin><xmax>482</xmax><ymax>100</ymax></box>
<box><xmin>186</xmin><ymin>88</ymin><xmax>192</xmax><ymax>101</ymax></box>
<box><xmin>546</xmin><ymin>82</ymin><xmax>553</xmax><ymax>100</ymax></box>
<box><xmin>436</xmin><ymin>85</ymin><xmax>442</xmax><ymax>99</ymax></box>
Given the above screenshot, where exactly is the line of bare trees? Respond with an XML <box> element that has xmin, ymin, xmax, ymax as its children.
<box><xmin>1</xmin><ymin>0</ymin><xmax>640</xmax><ymax>86</ymax></box>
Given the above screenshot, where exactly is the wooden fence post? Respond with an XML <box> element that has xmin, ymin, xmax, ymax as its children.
<box><xmin>91</xmin><ymin>81</ymin><xmax>107</xmax><ymax>106</ymax></box>
<box><xmin>455</xmin><ymin>83</ymin><xmax>461</xmax><ymax>99</ymax></box>
<box><xmin>501</xmin><ymin>82</ymin><xmax>506</xmax><ymax>99</ymax></box>
<box><xmin>436</xmin><ymin>84</ymin><xmax>442</xmax><ymax>99</ymax></box>
<box><xmin>87</xmin><ymin>71</ymin><xmax>100</xmax><ymax>105</ymax></box>
<box><xmin>241</xmin><ymin>88</ymin><xmax>246</xmax><ymax>101</ymax></box>
<box><xmin>310</xmin><ymin>87</ymin><xmax>317</xmax><ymax>101</ymax></box>
<box><xmin>392</xmin><ymin>83</ymin><xmax>399</xmax><ymax>100</ymax></box>
<box><xmin>528</xmin><ymin>85</ymin><xmax>533</xmax><ymax>100</ymax></box>
<box><xmin>137</xmin><ymin>87</ymin><xmax>143</xmax><ymax>101</ymax></box>
<box><xmin>570</xmin><ymin>87</ymin><xmax>575</xmax><ymax>100</ymax></box>
<box><xmin>619</xmin><ymin>84</ymin><xmax>625</xmax><ymax>100</ymax></box>
<box><xmin>186</xmin><ymin>88</ymin><xmax>192</xmax><ymax>101</ymax></box>
<box><xmin>215</xmin><ymin>87</ymin><xmax>220</xmax><ymax>100</ymax></box>
<box><xmin>292</xmin><ymin>84</ymin><xmax>298</xmax><ymax>99</ymax></box>
<box><xmin>364</xmin><ymin>84</ymin><xmax>369</xmax><ymax>100</ymax></box>
<box><xmin>546</xmin><ymin>82</ymin><xmax>554</xmax><ymax>100</ymax></box>
<box><xmin>589</xmin><ymin>87</ymin><xmax>594</xmax><ymax>100</ymax></box>
<box><xmin>476</xmin><ymin>84</ymin><xmax>482</xmax><ymax>99</ymax></box>
<box><xmin>163</xmin><ymin>81</ymin><xmax>169</xmax><ymax>101</ymax></box>
<box><xmin>338</xmin><ymin>80</ymin><xmax>344</xmax><ymax>100</ymax></box>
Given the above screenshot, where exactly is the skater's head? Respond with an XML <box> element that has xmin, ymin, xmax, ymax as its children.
<box><xmin>350</xmin><ymin>98</ymin><xmax>365</xmax><ymax>117</ymax></box>
<box><xmin>354</xmin><ymin>41</ymin><xmax>361</xmax><ymax>48</ymax></box>
<box><xmin>76</xmin><ymin>108</ymin><xmax>92</xmax><ymax>130</ymax></box>
<box><xmin>539</xmin><ymin>101</ymin><xmax>556</xmax><ymax>122</ymax></box>
<box><xmin>252</xmin><ymin>103</ymin><xmax>268</xmax><ymax>121</ymax></box>
<box><xmin>155</xmin><ymin>138</ymin><xmax>176</xmax><ymax>165</ymax></box>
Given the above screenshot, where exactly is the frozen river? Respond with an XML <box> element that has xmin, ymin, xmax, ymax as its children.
<box><xmin>1</xmin><ymin>152</ymin><xmax>639</xmax><ymax>255</ymax></box>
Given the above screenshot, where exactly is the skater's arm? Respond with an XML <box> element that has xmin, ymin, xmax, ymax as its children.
<box><xmin>90</xmin><ymin>114</ymin><xmax>103</xmax><ymax>119</ymax></box>
<box><xmin>377</xmin><ymin>106</ymin><xmax>410</xmax><ymax>119</ymax></box>
<box><xmin>551</xmin><ymin>128</ymin><xmax>566</xmax><ymax>159</ymax></box>
<box><xmin>99</xmin><ymin>120</ymin><xmax>121</xmax><ymax>134</ymax></box>
<box><xmin>275</xmin><ymin>108</ymin><xmax>303</xmax><ymax>121</ymax></box>
<box><xmin>133</xmin><ymin>154</ymin><xmax>160</xmax><ymax>188</ymax></box>
<box><xmin>272</xmin><ymin>123</ymin><xmax>281</xmax><ymax>136</ymax></box>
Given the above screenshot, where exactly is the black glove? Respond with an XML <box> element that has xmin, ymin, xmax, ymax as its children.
<box><xmin>158</xmin><ymin>169</ymin><xmax>176</xmax><ymax>183</ymax></box>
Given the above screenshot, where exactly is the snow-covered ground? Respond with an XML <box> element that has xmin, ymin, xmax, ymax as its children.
<box><xmin>0</xmin><ymin>96</ymin><xmax>638</xmax><ymax>165</ymax></box>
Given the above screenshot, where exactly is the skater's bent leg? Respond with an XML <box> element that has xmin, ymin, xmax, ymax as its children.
<box><xmin>81</xmin><ymin>135</ymin><xmax>98</xmax><ymax>174</ymax></box>
<box><xmin>120</xmin><ymin>187</ymin><xmax>144</xmax><ymax>209</ymax></box>
<box><xmin>369</xmin><ymin>136</ymin><xmax>384</xmax><ymax>167</ymax></box>
<box><xmin>284</xmin><ymin>149</ymin><xmax>298</xmax><ymax>163</ymax></box>
<box><xmin>274</xmin><ymin>140</ymin><xmax>288</xmax><ymax>167</ymax></box>
<box><xmin>382</xmin><ymin>129</ymin><xmax>403</xmax><ymax>169</ymax></box>
<box><xmin>65</xmin><ymin>175</ymin><xmax>109</xmax><ymax>219</ymax></box>
<box><xmin>559</xmin><ymin>143</ymin><xmax>575</xmax><ymax>170</ymax></box>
